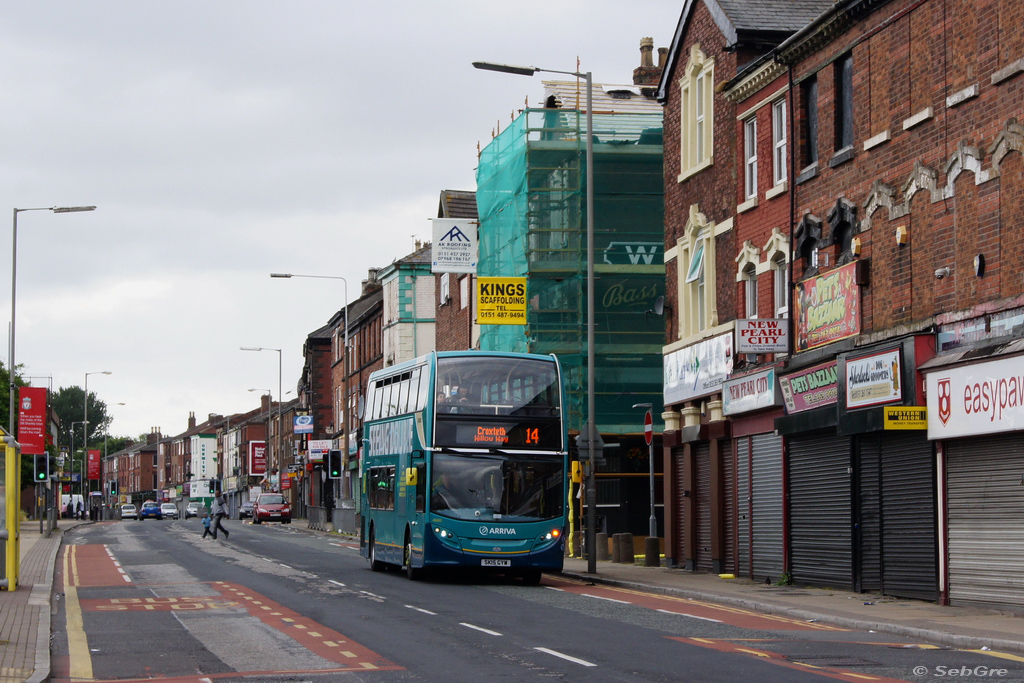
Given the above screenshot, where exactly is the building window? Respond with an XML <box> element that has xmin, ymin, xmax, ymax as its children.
<box><xmin>772</xmin><ymin>98</ymin><xmax>787</xmax><ymax>185</ymax></box>
<box><xmin>743</xmin><ymin>265</ymin><xmax>758</xmax><ymax>318</ymax></box>
<box><xmin>679</xmin><ymin>45</ymin><xmax>715</xmax><ymax>179</ymax></box>
<box><xmin>802</xmin><ymin>76</ymin><xmax>818</xmax><ymax>168</ymax></box>
<box><xmin>677</xmin><ymin>205</ymin><xmax>718</xmax><ymax>338</ymax></box>
<box><xmin>460</xmin><ymin>276</ymin><xmax>469</xmax><ymax>309</ymax></box>
<box><xmin>744</xmin><ymin>117</ymin><xmax>757</xmax><ymax>199</ymax></box>
<box><xmin>835</xmin><ymin>54</ymin><xmax>854</xmax><ymax>152</ymax></box>
<box><xmin>439</xmin><ymin>273</ymin><xmax>450</xmax><ymax>305</ymax></box>
<box><xmin>772</xmin><ymin>255</ymin><xmax>788</xmax><ymax>318</ymax></box>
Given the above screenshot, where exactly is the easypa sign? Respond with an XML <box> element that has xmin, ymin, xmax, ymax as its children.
<box><xmin>927</xmin><ymin>355</ymin><xmax>1024</xmax><ymax>439</ymax></box>
<box><xmin>735</xmin><ymin>319</ymin><xmax>789</xmax><ymax>354</ymax></box>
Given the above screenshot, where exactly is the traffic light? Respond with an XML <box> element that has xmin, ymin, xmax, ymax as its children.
<box><xmin>33</xmin><ymin>454</ymin><xmax>49</xmax><ymax>482</ymax></box>
<box><xmin>110</xmin><ymin>479</ymin><xmax>118</xmax><ymax>496</ymax></box>
<box><xmin>328</xmin><ymin>450</ymin><xmax>342</xmax><ymax>479</ymax></box>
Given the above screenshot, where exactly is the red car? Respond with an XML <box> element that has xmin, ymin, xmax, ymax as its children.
<box><xmin>252</xmin><ymin>493</ymin><xmax>291</xmax><ymax>524</ymax></box>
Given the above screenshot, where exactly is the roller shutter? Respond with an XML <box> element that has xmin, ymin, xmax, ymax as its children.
<box><xmin>671</xmin><ymin>448</ymin><xmax>686</xmax><ymax>566</ymax></box>
<box><xmin>855</xmin><ymin>435</ymin><xmax>881</xmax><ymax>593</ymax></box>
<box><xmin>694</xmin><ymin>443</ymin><xmax>712</xmax><ymax>572</ymax></box>
<box><xmin>789</xmin><ymin>433</ymin><xmax>852</xmax><ymax>588</ymax></box>
<box><xmin>721</xmin><ymin>440</ymin><xmax>736</xmax><ymax>574</ymax></box>
<box><xmin>736</xmin><ymin>438</ymin><xmax>750</xmax><ymax>576</ymax></box>
<box><xmin>751</xmin><ymin>433</ymin><xmax>785</xmax><ymax>584</ymax></box>
<box><xmin>879</xmin><ymin>433</ymin><xmax>936</xmax><ymax>601</ymax></box>
<box><xmin>947</xmin><ymin>434</ymin><xmax>1024</xmax><ymax>609</ymax></box>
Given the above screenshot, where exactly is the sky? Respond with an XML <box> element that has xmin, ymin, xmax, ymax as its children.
<box><xmin>0</xmin><ymin>1</ymin><xmax>681</xmax><ymax>440</ymax></box>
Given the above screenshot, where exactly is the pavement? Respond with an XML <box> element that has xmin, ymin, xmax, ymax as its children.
<box><xmin>5</xmin><ymin>522</ymin><xmax>1024</xmax><ymax>683</ymax></box>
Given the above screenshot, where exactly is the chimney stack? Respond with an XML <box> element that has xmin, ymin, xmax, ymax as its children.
<box><xmin>633</xmin><ymin>37</ymin><xmax>667</xmax><ymax>89</ymax></box>
<box><xmin>188</xmin><ymin>412</ymin><xmax>196</xmax><ymax>429</ymax></box>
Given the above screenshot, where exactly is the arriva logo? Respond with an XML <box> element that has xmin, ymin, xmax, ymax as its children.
<box><xmin>479</xmin><ymin>526</ymin><xmax>516</xmax><ymax>536</ymax></box>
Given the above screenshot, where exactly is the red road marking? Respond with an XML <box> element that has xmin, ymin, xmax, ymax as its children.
<box><xmin>63</xmin><ymin>544</ymin><xmax>127</xmax><ymax>587</ymax></box>
<box><xmin>545</xmin><ymin>576</ymin><xmax>846</xmax><ymax>632</ymax></box>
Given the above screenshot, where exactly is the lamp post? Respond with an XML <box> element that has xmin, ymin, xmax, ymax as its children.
<box><xmin>84</xmin><ymin>371</ymin><xmax>111</xmax><ymax>497</ymax></box>
<box><xmin>270</xmin><ymin>272</ymin><xmax>350</xmax><ymax>494</ymax></box>
<box><xmin>241</xmin><ymin>347</ymin><xmax>282</xmax><ymax>481</ymax></box>
<box><xmin>70</xmin><ymin>420</ymin><xmax>87</xmax><ymax>501</ymax></box>
<box><xmin>472</xmin><ymin>60</ymin><xmax>597</xmax><ymax>573</ymax></box>
<box><xmin>9</xmin><ymin>205</ymin><xmax>96</xmax><ymax>434</ymax></box>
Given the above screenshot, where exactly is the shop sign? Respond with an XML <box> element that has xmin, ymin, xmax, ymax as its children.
<box><xmin>845</xmin><ymin>348</ymin><xmax>902</xmax><ymax>409</ymax></box>
<box><xmin>723</xmin><ymin>368</ymin><xmax>779</xmax><ymax>415</ymax></box>
<box><xmin>664</xmin><ymin>332</ymin><xmax>733</xmax><ymax>405</ymax></box>
<box><xmin>927</xmin><ymin>355</ymin><xmax>1024</xmax><ymax>439</ymax></box>
<box><xmin>293</xmin><ymin>414</ymin><xmax>313</xmax><ymax>434</ymax></box>
<box><xmin>736</xmin><ymin>319</ymin><xmax>789</xmax><ymax>354</ymax></box>
<box><xmin>778</xmin><ymin>360</ymin><xmax>838</xmax><ymax>414</ymax></box>
<box><xmin>883</xmin><ymin>406</ymin><xmax>927</xmax><ymax>430</ymax></box>
<box><xmin>249</xmin><ymin>441</ymin><xmax>267</xmax><ymax>476</ymax></box>
<box><xmin>794</xmin><ymin>262</ymin><xmax>861</xmax><ymax>351</ymax></box>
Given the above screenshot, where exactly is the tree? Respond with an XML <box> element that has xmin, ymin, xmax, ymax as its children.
<box><xmin>51</xmin><ymin>385</ymin><xmax>110</xmax><ymax>452</ymax></box>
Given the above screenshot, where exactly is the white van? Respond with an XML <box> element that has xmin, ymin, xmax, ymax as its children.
<box><xmin>61</xmin><ymin>494</ymin><xmax>85</xmax><ymax>518</ymax></box>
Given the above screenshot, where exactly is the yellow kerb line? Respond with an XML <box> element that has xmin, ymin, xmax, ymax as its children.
<box><xmin>64</xmin><ymin>545</ymin><xmax>95</xmax><ymax>681</ymax></box>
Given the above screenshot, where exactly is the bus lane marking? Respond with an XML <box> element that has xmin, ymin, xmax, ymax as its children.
<box><xmin>544</xmin><ymin>576</ymin><xmax>846</xmax><ymax>632</ymax></box>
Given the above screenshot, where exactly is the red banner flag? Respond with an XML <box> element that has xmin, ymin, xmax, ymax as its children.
<box><xmin>18</xmin><ymin>386</ymin><xmax>48</xmax><ymax>455</ymax></box>
<box><xmin>88</xmin><ymin>450</ymin><xmax>101</xmax><ymax>480</ymax></box>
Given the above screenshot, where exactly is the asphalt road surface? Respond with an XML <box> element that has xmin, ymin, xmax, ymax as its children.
<box><xmin>49</xmin><ymin>518</ymin><xmax>1024</xmax><ymax>682</ymax></box>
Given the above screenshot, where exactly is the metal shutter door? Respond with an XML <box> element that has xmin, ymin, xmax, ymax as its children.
<box><xmin>880</xmin><ymin>433</ymin><xmax>937</xmax><ymax>601</ymax></box>
<box><xmin>695</xmin><ymin>443</ymin><xmax>712</xmax><ymax>573</ymax></box>
<box><xmin>721</xmin><ymin>440</ymin><xmax>736</xmax><ymax>574</ymax></box>
<box><xmin>672</xmin><ymin>449</ymin><xmax>686</xmax><ymax>566</ymax></box>
<box><xmin>789</xmin><ymin>434</ymin><xmax>852</xmax><ymax>588</ymax></box>
<box><xmin>947</xmin><ymin>434</ymin><xmax>1024</xmax><ymax>608</ymax></box>
<box><xmin>736</xmin><ymin>437</ymin><xmax>751</xmax><ymax>577</ymax></box>
<box><xmin>751</xmin><ymin>433</ymin><xmax>785</xmax><ymax>583</ymax></box>
<box><xmin>856</xmin><ymin>434</ymin><xmax>881</xmax><ymax>593</ymax></box>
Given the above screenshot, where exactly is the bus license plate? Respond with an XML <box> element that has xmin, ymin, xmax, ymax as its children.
<box><xmin>481</xmin><ymin>559</ymin><xmax>511</xmax><ymax>567</ymax></box>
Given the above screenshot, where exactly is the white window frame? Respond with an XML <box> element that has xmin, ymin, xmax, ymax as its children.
<box><xmin>762</xmin><ymin>227</ymin><xmax>790</xmax><ymax>319</ymax></box>
<box><xmin>439</xmin><ymin>273</ymin><xmax>451</xmax><ymax>305</ymax></box>
<box><xmin>676</xmin><ymin>205</ymin><xmax>719</xmax><ymax>338</ymax></box>
<box><xmin>744</xmin><ymin>265</ymin><xmax>758</xmax><ymax>319</ymax></box>
<box><xmin>744</xmin><ymin>117</ymin><xmax>758</xmax><ymax>199</ymax></box>
<box><xmin>772</xmin><ymin>98</ymin><xmax>787</xmax><ymax>185</ymax></box>
<box><xmin>460</xmin><ymin>275</ymin><xmax>469</xmax><ymax>310</ymax></box>
<box><xmin>678</xmin><ymin>45</ymin><xmax>715</xmax><ymax>181</ymax></box>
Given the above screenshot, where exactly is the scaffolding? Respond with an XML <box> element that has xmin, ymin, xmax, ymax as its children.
<box><xmin>476</xmin><ymin>108</ymin><xmax>665</xmax><ymax>435</ymax></box>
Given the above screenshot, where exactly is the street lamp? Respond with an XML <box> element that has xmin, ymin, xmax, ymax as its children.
<box><xmin>9</xmin><ymin>205</ymin><xmax>96</xmax><ymax>434</ymax></box>
<box><xmin>270</xmin><ymin>272</ymin><xmax>350</xmax><ymax>481</ymax></box>
<box><xmin>84</xmin><ymin>371</ymin><xmax>112</xmax><ymax>495</ymax></box>
<box><xmin>241</xmin><ymin>347</ymin><xmax>282</xmax><ymax>480</ymax></box>
<box><xmin>473</xmin><ymin>60</ymin><xmax>597</xmax><ymax>573</ymax></box>
<box><xmin>70</xmin><ymin>420</ymin><xmax>88</xmax><ymax>500</ymax></box>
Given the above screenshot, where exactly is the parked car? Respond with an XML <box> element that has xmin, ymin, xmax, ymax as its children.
<box><xmin>160</xmin><ymin>503</ymin><xmax>179</xmax><ymax>519</ymax></box>
<box><xmin>120</xmin><ymin>503</ymin><xmax>137</xmax><ymax>520</ymax></box>
<box><xmin>239</xmin><ymin>501</ymin><xmax>254</xmax><ymax>519</ymax></box>
<box><xmin>139</xmin><ymin>501</ymin><xmax>162</xmax><ymax>520</ymax></box>
<box><xmin>252</xmin><ymin>493</ymin><xmax>291</xmax><ymax>524</ymax></box>
<box><xmin>185</xmin><ymin>502</ymin><xmax>203</xmax><ymax>519</ymax></box>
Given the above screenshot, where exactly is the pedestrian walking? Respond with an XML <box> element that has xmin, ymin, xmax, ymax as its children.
<box><xmin>201</xmin><ymin>513</ymin><xmax>213</xmax><ymax>539</ymax></box>
<box><xmin>211</xmin><ymin>492</ymin><xmax>230</xmax><ymax>540</ymax></box>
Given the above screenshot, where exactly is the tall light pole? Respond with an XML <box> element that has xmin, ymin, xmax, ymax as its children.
<box><xmin>270</xmin><ymin>273</ymin><xmax>350</xmax><ymax>487</ymax></box>
<box><xmin>84</xmin><ymin>371</ymin><xmax>112</xmax><ymax>495</ymax></box>
<box><xmin>633</xmin><ymin>402</ymin><xmax>657</xmax><ymax>539</ymax></box>
<box><xmin>241</xmin><ymin>347</ymin><xmax>282</xmax><ymax>482</ymax></box>
<box><xmin>71</xmin><ymin>420</ymin><xmax>87</xmax><ymax>499</ymax></box>
<box><xmin>9</xmin><ymin>205</ymin><xmax>96</xmax><ymax>434</ymax></box>
<box><xmin>472</xmin><ymin>60</ymin><xmax>597</xmax><ymax>573</ymax></box>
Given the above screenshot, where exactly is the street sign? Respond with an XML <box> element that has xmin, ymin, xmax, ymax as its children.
<box><xmin>644</xmin><ymin>411</ymin><xmax>653</xmax><ymax>445</ymax></box>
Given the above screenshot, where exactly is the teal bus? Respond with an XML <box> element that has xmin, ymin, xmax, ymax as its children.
<box><xmin>359</xmin><ymin>350</ymin><xmax>567</xmax><ymax>582</ymax></box>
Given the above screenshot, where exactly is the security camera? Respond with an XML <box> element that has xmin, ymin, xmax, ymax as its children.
<box><xmin>935</xmin><ymin>267</ymin><xmax>951</xmax><ymax>279</ymax></box>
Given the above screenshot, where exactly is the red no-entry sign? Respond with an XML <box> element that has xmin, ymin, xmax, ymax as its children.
<box><xmin>644</xmin><ymin>410</ymin><xmax>653</xmax><ymax>445</ymax></box>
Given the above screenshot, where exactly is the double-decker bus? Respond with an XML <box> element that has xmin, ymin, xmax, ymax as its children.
<box><xmin>359</xmin><ymin>350</ymin><xmax>567</xmax><ymax>582</ymax></box>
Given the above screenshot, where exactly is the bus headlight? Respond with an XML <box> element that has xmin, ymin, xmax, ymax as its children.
<box><xmin>537</xmin><ymin>528</ymin><xmax>561</xmax><ymax>543</ymax></box>
<box><xmin>433</xmin><ymin>525</ymin><xmax>460</xmax><ymax>548</ymax></box>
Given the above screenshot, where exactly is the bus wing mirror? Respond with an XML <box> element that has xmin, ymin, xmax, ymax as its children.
<box><xmin>405</xmin><ymin>468</ymin><xmax>419</xmax><ymax>486</ymax></box>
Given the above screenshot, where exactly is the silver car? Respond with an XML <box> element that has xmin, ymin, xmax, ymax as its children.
<box><xmin>160</xmin><ymin>503</ymin><xmax>179</xmax><ymax>519</ymax></box>
<box><xmin>120</xmin><ymin>503</ymin><xmax>137</xmax><ymax>520</ymax></box>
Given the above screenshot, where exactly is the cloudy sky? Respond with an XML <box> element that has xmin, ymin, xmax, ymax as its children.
<box><xmin>0</xmin><ymin>1</ymin><xmax>680</xmax><ymax>439</ymax></box>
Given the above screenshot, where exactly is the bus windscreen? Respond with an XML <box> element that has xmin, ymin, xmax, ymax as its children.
<box><xmin>430</xmin><ymin>452</ymin><xmax>563</xmax><ymax>522</ymax></box>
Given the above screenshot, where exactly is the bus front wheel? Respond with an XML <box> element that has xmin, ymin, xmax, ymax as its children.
<box><xmin>369</xmin><ymin>529</ymin><xmax>386</xmax><ymax>572</ymax></box>
<box><xmin>404</xmin><ymin>533</ymin><xmax>421</xmax><ymax>581</ymax></box>
<box><xmin>521</xmin><ymin>569</ymin><xmax>542</xmax><ymax>585</ymax></box>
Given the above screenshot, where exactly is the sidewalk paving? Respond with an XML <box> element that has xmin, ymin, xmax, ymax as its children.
<box><xmin>560</xmin><ymin>556</ymin><xmax>1024</xmax><ymax>655</ymax></box>
<box><xmin>5</xmin><ymin>522</ymin><xmax>1024</xmax><ymax>683</ymax></box>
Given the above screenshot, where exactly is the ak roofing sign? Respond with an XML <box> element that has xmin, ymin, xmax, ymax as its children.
<box><xmin>431</xmin><ymin>218</ymin><xmax>477</xmax><ymax>274</ymax></box>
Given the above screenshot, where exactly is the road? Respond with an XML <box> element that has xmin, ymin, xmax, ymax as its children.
<box><xmin>49</xmin><ymin>518</ymin><xmax>1024</xmax><ymax>682</ymax></box>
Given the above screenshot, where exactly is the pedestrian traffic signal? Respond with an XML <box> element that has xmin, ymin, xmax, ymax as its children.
<box><xmin>33</xmin><ymin>454</ymin><xmax>49</xmax><ymax>482</ymax></box>
<box><xmin>328</xmin><ymin>450</ymin><xmax>342</xmax><ymax>479</ymax></box>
